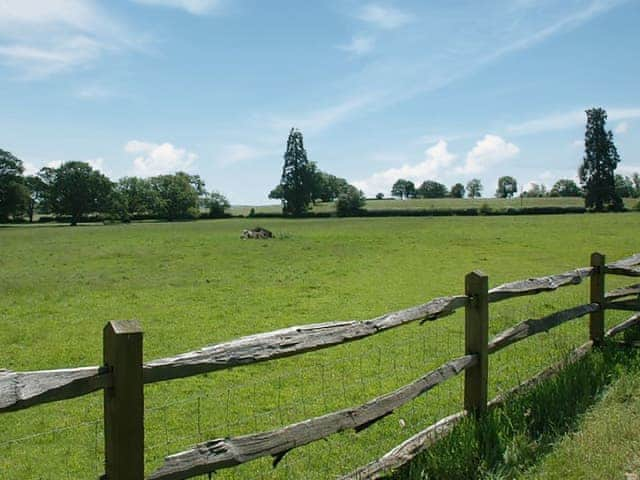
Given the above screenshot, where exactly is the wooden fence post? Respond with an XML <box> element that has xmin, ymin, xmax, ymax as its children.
<box><xmin>103</xmin><ymin>321</ymin><xmax>144</xmax><ymax>480</ymax></box>
<box><xmin>464</xmin><ymin>271</ymin><xmax>489</xmax><ymax>416</ymax></box>
<box><xmin>590</xmin><ymin>252</ymin><xmax>606</xmax><ymax>345</ymax></box>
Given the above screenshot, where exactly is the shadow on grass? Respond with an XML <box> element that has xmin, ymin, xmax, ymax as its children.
<box><xmin>392</xmin><ymin>330</ymin><xmax>640</xmax><ymax>480</ymax></box>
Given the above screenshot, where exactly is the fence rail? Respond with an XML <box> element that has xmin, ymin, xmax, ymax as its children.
<box><xmin>2</xmin><ymin>252</ymin><xmax>640</xmax><ymax>479</ymax></box>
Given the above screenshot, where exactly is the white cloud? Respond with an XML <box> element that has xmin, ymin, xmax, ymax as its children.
<box><xmin>357</xmin><ymin>4</ymin><xmax>413</xmax><ymax>30</ymax></box>
<box><xmin>125</xmin><ymin>140</ymin><xmax>197</xmax><ymax>176</ymax></box>
<box><xmin>0</xmin><ymin>0</ymin><xmax>142</xmax><ymax>77</ymax></box>
<box><xmin>615</xmin><ymin>121</ymin><xmax>629</xmax><ymax>134</ymax></box>
<box><xmin>353</xmin><ymin>140</ymin><xmax>456</xmax><ymax>196</ymax></box>
<box><xmin>131</xmin><ymin>0</ymin><xmax>222</xmax><ymax>15</ymax></box>
<box><xmin>338</xmin><ymin>35</ymin><xmax>375</xmax><ymax>56</ymax></box>
<box><xmin>456</xmin><ymin>135</ymin><xmax>519</xmax><ymax>174</ymax></box>
<box><xmin>23</xmin><ymin>161</ymin><xmax>39</xmax><ymax>176</ymax></box>
<box><xmin>86</xmin><ymin>157</ymin><xmax>108</xmax><ymax>175</ymax></box>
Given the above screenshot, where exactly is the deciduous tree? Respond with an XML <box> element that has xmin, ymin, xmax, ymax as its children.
<box><xmin>0</xmin><ymin>149</ymin><xmax>29</xmax><ymax>221</ymax></box>
<box><xmin>391</xmin><ymin>179</ymin><xmax>416</xmax><ymax>199</ymax></box>
<box><xmin>41</xmin><ymin>161</ymin><xmax>113</xmax><ymax>225</ymax></box>
<box><xmin>466</xmin><ymin>178</ymin><xmax>483</xmax><ymax>198</ymax></box>
<box><xmin>417</xmin><ymin>180</ymin><xmax>448</xmax><ymax>198</ymax></box>
<box><xmin>495</xmin><ymin>176</ymin><xmax>518</xmax><ymax>198</ymax></box>
<box><xmin>450</xmin><ymin>183</ymin><xmax>465</xmax><ymax>198</ymax></box>
<box><xmin>550</xmin><ymin>179</ymin><xmax>582</xmax><ymax>197</ymax></box>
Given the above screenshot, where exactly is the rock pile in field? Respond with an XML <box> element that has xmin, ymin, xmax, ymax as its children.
<box><xmin>241</xmin><ymin>227</ymin><xmax>273</xmax><ymax>239</ymax></box>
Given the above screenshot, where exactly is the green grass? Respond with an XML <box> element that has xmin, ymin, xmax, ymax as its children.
<box><xmin>228</xmin><ymin>197</ymin><xmax>639</xmax><ymax>216</ymax></box>
<box><xmin>394</xmin><ymin>334</ymin><xmax>640</xmax><ymax>480</ymax></box>
<box><xmin>0</xmin><ymin>214</ymin><xmax>638</xmax><ymax>479</ymax></box>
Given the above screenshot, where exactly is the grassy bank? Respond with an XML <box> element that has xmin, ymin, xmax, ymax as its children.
<box><xmin>394</xmin><ymin>332</ymin><xmax>640</xmax><ymax>480</ymax></box>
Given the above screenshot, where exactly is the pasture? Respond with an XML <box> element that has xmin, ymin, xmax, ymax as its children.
<box><xmin>1</xmin><ymin>214</ymin><xmax>638</xmax><ymax>479</ymax></box>
<box><xmin>228</xmin><ymin>196</ymin><xmax>639</xmax><ymax>216</ymax></box>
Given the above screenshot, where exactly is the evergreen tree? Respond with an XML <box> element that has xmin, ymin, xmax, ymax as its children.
<box><xmin>579</xmin><ymin>108</ymin><xmax>623</xmax><ymax>211</ymax></box>
<box><xmin>280</xmin><ymin>128</ymin><xmax>313</xmax><ymax>216</ymax></box>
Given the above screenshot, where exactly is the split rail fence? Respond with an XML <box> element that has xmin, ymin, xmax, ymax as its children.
<box><xmin>2</xmin><ymin>252</ymin><xmax>640</xmax><ymax>479</ymax></box>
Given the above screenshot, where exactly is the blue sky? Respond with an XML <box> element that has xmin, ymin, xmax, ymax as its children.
<box><xmin>1</xmin><ymin>0</ymin><xmax>639</xmax><ymax>204</ymax></box>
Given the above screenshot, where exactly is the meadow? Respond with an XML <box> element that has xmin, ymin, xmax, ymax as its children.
<box><xmin>228</xmin><ymin>196</ymin><xmax>639</xmax><ymax>216</ymax></box>
<box><xmin>1</xmin><ymin>213</ymin><xmax>638</xmax><ymax>479</ymax></box>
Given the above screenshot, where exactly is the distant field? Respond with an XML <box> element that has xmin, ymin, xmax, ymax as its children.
<box><xmin>229</xmin><ymin>197</ymin><xmax>638</xmax><ymax>216</ymax></box>
<box><xmin>1</xmin><ymin>214</ymin><xmax>638</xmax><ymax>478</ymax></box>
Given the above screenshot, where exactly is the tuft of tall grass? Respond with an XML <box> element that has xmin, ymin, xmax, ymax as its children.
<box><xmin>392</xmin><ymin>332</ymin><xmax>640</xmax><ymax>480</ymax></box>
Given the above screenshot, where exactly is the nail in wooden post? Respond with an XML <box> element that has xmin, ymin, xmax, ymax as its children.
<box><xmin>590</xmin><ymin>252</ymin><xmax>606</xmax><ymax>345</ymax></box>
<box><xmin>103</xmin><ymin>320</ymin><xmax>144</xmax><ymax>480</ymax></box>
<box><xmin>464</xmin><ymin>271</ymin><xmax>489</xmax><ymax>416</ymax></box>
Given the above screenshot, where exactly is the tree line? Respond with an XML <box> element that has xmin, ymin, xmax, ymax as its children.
<box><xmin>384</xmin><ymin>109</ymin><xmax>639</xmax><ymax>208</ymax></box>
<box><xmin>1</xmin><ymin>108</ymin><xmax>637</xmax><ymax>223</ymax></box>
<box><xmin>386</xmin><ymin>173</ymin><xmax>639</xmax><ymax>201</ymax></box>
<box><xmin>0</xmin><ymin>154</ymin><xmax>230</xmax><ymax>225</ymax></box>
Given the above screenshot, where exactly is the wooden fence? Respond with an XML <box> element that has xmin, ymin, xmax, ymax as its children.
<box><xmin>2</xmin><ymin>252</ymin><xmax>640</xmax><ymax>480</ymax></box>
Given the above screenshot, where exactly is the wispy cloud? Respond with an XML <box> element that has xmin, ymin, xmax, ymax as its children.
<box><xmin>0</xmin><ymin>0</ymin><xmax>144</xmax><ymax>77</ymax></box>
<box><xmin>615</xmin><ymin>121</ymin><xmax>630</xmax><ymax>134</ymax></box>
<box><xmin>357</xmin><ymin>4</ymin><xmax>413</xmax><ymax>30</ymax></box>
<box><xmin>125</xmin><ymin>140</ymin><xmax>197</xmax><ymax>176</ymax></box>
<box><xmin>131</xmin><ymin>0</ymin><xmax>222</xmax><ymax>15</ymax></box>
<box><xmin>76</xmin><ymin>84</ymin><xmax>114</xmax><ymax>100</ymax></box>
<box><xmin>264</xmin><ymin>93</ymin><xmax>379</xmax><ymax>135</ymax></box>
<box><xmin>338</xmin><ymin>35</ymin><xmax>375</xmax><ymax>56</ymax></box>
<box><xmin>508</xmin><ymin>107</ymin><xmax>640</xmax><ymax>135</ymax></box>
<box><xmin>215</xmin><ymin>143</ymin><xmax>265</xmax><ymax>166</ymax></box>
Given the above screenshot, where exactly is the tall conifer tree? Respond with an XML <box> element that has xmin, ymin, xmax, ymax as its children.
<box><xmin>280</xmin><ymin>128</ymin><xmax>312</xmax><ymax>216</ymax></box>
<box><xmin>579</xmin><ymin>108</ymin><xmax>623</xmax><ymax>211</ymax></box>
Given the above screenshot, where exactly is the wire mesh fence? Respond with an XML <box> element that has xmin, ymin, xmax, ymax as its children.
<box><xmin>1</xmin><ymin>268</ymin><xmax>636</xmax><ymax>479</ymax></box>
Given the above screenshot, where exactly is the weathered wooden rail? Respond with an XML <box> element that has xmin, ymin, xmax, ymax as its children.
<box><xmin>1</xmin><ymin>252</ymin><xmax>639</xmax><ymax>480</ymax></box>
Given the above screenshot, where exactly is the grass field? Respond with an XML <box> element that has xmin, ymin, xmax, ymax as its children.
<box><xmin>228</xmin><ymin>197</ymin><xmax>640</xmax><ymax>216</ymax></box>
<box><xmin>1</xmin><ymin>214</ymin><xmax>638</xmax><ymax>479</ymax></box>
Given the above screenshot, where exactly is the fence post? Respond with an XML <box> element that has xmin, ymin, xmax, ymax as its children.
<box><xmin>464</xmin><ymin>271</ymin><xmax>489</xmax><ymax>416</ymax></box>
<box><xmin>103</xmin><ymin>321</ymin><xmax>144</xmax><ymax>480</ymax></box>
<box><xmin>590</xmin><ymin>252</ymin><xmax>606</xmax><ymax>345</ymax></box>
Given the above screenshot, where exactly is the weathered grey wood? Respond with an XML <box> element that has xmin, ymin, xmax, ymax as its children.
<box><xmin>339</xmin><ymin>411</ymin><xmax>467</xmax><ymax>480</ymax></box>
<box><xmin>604</xmin><ymin>266</ymin><xmax>640</xmax><ymax>277</ymax></box>
<box><xmin>606</xmin><ymin>313</ymin><xmax>640</xmax><ymax>337</ymax></box>
<box><xmin>606</xmin><ymin>253</ymin><xmax>640</xmax><ymax>269</ymax></box>
<box><xmin>488</xmin><ymin>303</ymin><xmax>599</xmax><ymax>354</ymax></box>
<box><xmin>143</xmin><ymin>295</ymin><xmax>468</xmax><ymax>384</ymax></box>
<box><xmin>0</xmin><ymin>366</ymin><xmax>108</xmax><ymax>413</ymax></box>
<box><xmin>147</xmin><ymin>354</ymin><xmax>476</xmax><ymax>480</ymax></box>
<box><xmin>590</xmin><ymin>253</ymin><xmax>606</xmax><ymax>344</ymax></box>
<box><xmin>343</xmin><ymin>340</ymin><xmax>596</xmax><ymax>480</ymax></box>
<box><xmin>104</xmin><ymin>320</ymin><xmax>144</xmax><ymax>480</ymax></box>
<box><xmin>340</xmin><ymin>304</ymin><xmax>640</xmax><ymax>480</ymax></box>
<box><xmin>605</xmin><ymin>300</ymin><xmax>640</xmax><ymax>311</ymax></box>
<box><xmin>465</xmin><ymin>271</ymin><xmax>488</xmax><ymax>416</ymax></box>
<box><xmin>488</xmin><ymin>267</ymin><xmax>593</xmax><ymax>303</ymax></box>
<box><xmin>606</xmin><ymin>284</ymin><xmax>640</xmax><ymax>300</ymax></box>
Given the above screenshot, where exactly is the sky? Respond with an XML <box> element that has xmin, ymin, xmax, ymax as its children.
<box><xmin>1</xmin><ymin>0</ymin><xmax>639</xmax><ymax>204</ymax></box>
